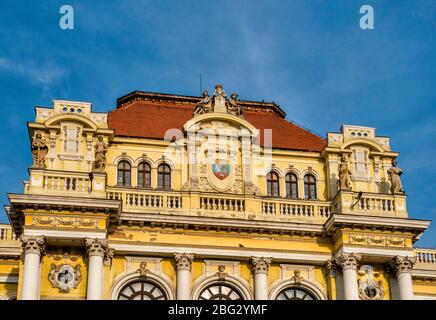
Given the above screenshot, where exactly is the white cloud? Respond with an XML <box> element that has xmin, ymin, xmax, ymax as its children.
<box><xmin>0</xmin><ymin>57</ymin><xmax>67</xmax><ymax>91</ymax></box>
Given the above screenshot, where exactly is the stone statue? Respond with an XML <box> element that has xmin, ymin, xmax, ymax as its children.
<box><xmin>338</xmin><ymin>155</ymin><xmax>352</xmax><ymax>190</ymax></box>
<box><xmin>387</xmin><ymin>160</ymin><xmax>404</xmax><ymax>194</ymax></box>
<box><xmin>212</xmin><ymin>84</ymin><xmax>227</xmax><ymax>112</ymax></box>
<box><xmin>31</xmin><ymin>132</ymin><xmax>48</xmax><ymax>169</ymax></box>
<box><xmin>93</xmin><ymin>136</ymin><xmax>107</xmax><ymax>173</ymax></box>
<box><xmin>227</xmin><ymin>93</ymin><xmax>244</xmax><ymax>118</ymax></box>
<box><xmin>193</xmin><ymin>90</ymin><xmax>212</xmax><ymax>115</ymax></box>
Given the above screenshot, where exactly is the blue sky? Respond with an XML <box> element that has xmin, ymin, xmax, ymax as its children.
<box><xmin>0</xmin><ymin>1</ymin><xmax>435</xmax><ymax>247</ymax></box>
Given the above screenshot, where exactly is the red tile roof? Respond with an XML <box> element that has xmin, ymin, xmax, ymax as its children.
<box><xmin>108</xmin><ymin>95</ymin><xmax>326</xmax><ymax>152</ymax></box>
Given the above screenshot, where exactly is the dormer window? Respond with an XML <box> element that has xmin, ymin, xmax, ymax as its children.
<box><xmin>63</xmin><ymin>125</ymin><xmax>81</xmax><ymax>153</ymax></box>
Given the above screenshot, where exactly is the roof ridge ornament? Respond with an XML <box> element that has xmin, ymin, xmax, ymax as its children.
<box><xmin>193</xmin><ymin>84</ymin><xmax>243</xmax><ymax>118</ymax></box>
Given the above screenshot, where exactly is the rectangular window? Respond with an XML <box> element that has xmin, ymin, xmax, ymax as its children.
<box><xmin>354</xmin><ymin>150</ymin><xmax>368</xmax><ymax>176</ymax></box>
<box><xmin>64</xmin><ymin>126</ymin><xmax>81</xmax><ymax>153</ymax></box>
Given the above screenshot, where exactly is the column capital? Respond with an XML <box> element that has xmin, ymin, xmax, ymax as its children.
<box><xmin>387</xmin><ymin>256</ymin><xmax>416</xmax><ymax>275</ymax></box>
<box><xmin>250</xmin><ymin>257</ymin><xmax>272</xmax><ymax>274</ymax></box>
<box><xmin>335</xmin><ymin>253</ymin><xmax>361</xmax><ymax>271</ymax></box>
<box><xmin>174</xmin><ymin>253</ymin><xmax>194</xmax><ymax>271</ymax></box>
<box><xmin>85</xmin><ymin>238</ymin><xmax>109</xmax><ymax>257</ymax></box>
<box><xmin>324</xmin><ymin>259</ymin><xmax>338</xmax><ymax>277</ymax></box>
<box><xmin>20</xmin><ymin>235</ymin><xmax>46</xmax><ymax>256</ymax></box>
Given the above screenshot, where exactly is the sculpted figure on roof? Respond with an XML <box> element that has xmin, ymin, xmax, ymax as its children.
<box><xmin>194</xmin><ymin>84</ymin><xmax>243</xmax><ymax>117</ymax></box>
<box><xmin>226</xmin><ymin>92</ymin><xmax>244</xmax><ymax>118</ymax></box>
<box><xmin>338</xmin><ymin>155</ymin><xmax>352</xmax><ymax>190</ymax></box>
<box><xmin>193</xmin><ymin>90</ymin><xmax>212</xmax><ymax>115</ymax></box>
<box><xmin>388</xmin><ymin>160</ymin><xmax>404</xmax><ymax>194</ymax></box>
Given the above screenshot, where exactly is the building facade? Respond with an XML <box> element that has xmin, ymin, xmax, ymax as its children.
<box><xmin>1</xmin><ymin>84</ymin><xmax>435</xmax><ymax>300</ymax></box>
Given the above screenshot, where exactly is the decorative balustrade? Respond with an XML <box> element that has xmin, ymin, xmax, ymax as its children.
<box><xmin>416</xmin><ymin>249</ymin><xmax>436</xmax><ymax>264</ymax></box>
<box><xmin>0</xmin><ymin>225</ymin><xmax>17</xmax><ymax>241</ymax></box>
<box><xmin>200</xmin><ymin>196</ymin><xmax>244</xmax><ymax>212</ymax></box>
<box><xmin>356</xmin><ymin>195</ymin><xmax>395</xmax><ymax>213</ymax></box>
<box><xmin>107</xmin><ymin>188</ymin><xmax>182</xmax><ymax>211</ymax></box>
<box><xmin>334</xmin><ymin>190</ymin><xmax>406</xmax><ymax>217</ymax></box>
<box><xmin>43</xmin><ymin>174</ymin><xmax>90</xmax><ymax>192</ymax></box>
<box><xmin>261</xmin><ymin>199</ymin><xmax>331</xmax><ymax>219</ymax></box>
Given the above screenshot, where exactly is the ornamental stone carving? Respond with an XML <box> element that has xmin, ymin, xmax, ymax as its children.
<box><xmin>85</xmin><ymin>238</ymin><xmax>109</xmax><ymax>257</ymax></box>
<box><xmin>387</xmin><ymin>160</ymin><xmax>405</xmax><ymax>194</ymax></box>
<box><xmin>174</xmin><ymin>253</ymin><xmax>194</xmax><ymax>271</ymax></box>
<box><xmin>250</xmin><ymin>257</ymin><xmax>272</xmax><ymax>274</ymax></box>
<box><xmin>338</xmin><ymin>155</ymin><xmax>352</xmax><ymax>190</ymax></box>
<box><xmin>193</xmin><ymin>84</ymin><xmax>244</xmax><ymax>118</ymax></box>
<box><xmin>324</xmin><ymin>259</ymin><xmax>338</xmax><ymax>277</ymax></box>
<box><xmin>93</xmin><ymin>136</ymin><xmax>108</xmax><ymax>173</ymax></box>
<box><xmin>193</xmin><ymin>90</ymin><xmax>213</xmax><ymax>115</ymax></box>
<box><xmin>20</xmin><ymin>235</ymin><xmax>46</xmax><ymax>256</ymax></box>
<box><xmin>48</xmin><ymin>263</ymin><xmax>82</xmax><ymax>293</ymax></box>
<box><xmin>31</xmin><ymin>131</ymin><xmax>48</xmax><ymax>169</ymax></box>
<box><xmin>387</xmin><ymin>256</ymin><xmax>416</xmax><ymax>275</ymax></box>
<box><xmin>138</xmin><ymin>262</ymin><xmax>150</xmax><ymax>278</ymax></box>
<box><xmin>357</xmin><ymin>265</ymin><xmax>385</xmax><ymax>300</ymax></box>
<box><xmin>335</xmin><ymin>253</ymin><xmax>361</xmax><ymax>271</ymax></box>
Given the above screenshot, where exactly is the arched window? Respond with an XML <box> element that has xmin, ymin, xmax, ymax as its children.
<box><xmin>267</xmin><ymin>172</ymin><xmax>280</xmax><ymax>197</ymax></box>
<box><xmin>199</xmin><ymin>284</ymin><xmax>243</xmax><ymax>300</ymax></box>
<box><xmin>276</xmin><ymin>287</ymin><xmax>317</xmax><ymax>300</ymax></box>
<box><xmin>118</xmin><ymin>280</ymin><xmax>167</xmax><ymax>300</ymax></box>
<box><xmin>285</xmin><ymin>173</ymin><xmax>298</xmax><ymax>198</ymax></box>
<box><xmin>157</xmin><ymin>164</ymin><xmax>171</xmax><ymax>190</ymax></box>
<box><xmin>117</xmin><ymin>161</ymin><xmax>131</xmax><ymax>187</ymax></box>
<box><xmin>304</xmin><ymin>174</ymin><xmax>317</xmax><ymax>199</ymax></box>
<box><xmin>138</xmin><ymin>162</ymin><xmax>151</xmax><ymax>188</ymax></box>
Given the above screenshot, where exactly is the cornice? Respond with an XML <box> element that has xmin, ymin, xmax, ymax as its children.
<box><xmin>324</xmin><ymin>214</ymin><xmax>430</xmax><ymax>242</ymax></box>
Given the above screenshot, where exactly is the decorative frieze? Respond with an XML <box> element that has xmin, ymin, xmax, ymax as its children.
<box><xmin>335</xmin><ymin>253</ymin><xmax>361</xmax><ymax>271</ymax></box>
<box><xmin>174</xmin><ymin>253</ymin><xmax>194</xmax><ymax>271</ymax></box>
<box><xmin>20</xmin><ymin>235</ymin><xmax>46</xmax><ymax>256</ymax></box>
<box><xmin>250</xmin><ymin>257</ymin><xmax>272</xmax><ymax>274</ymax></box>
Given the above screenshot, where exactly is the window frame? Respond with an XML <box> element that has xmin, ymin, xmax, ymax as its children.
<box><xmin>117</xmin><ymin>160</ymin><xmax>131</xmax><ymax>187</ymax></box>
<box><xmin>285</xmin><ymin>172</ymin><xmax>299</xmax><ymax>198</ymax></box>
<box><xmin>266</xmin><ymin>171</ymin><xmax>280</xmax><ymax>197</ymax></box>
<box><xmin>304</xmin><ymin>174</ymin><xmax>317</xmax><ymax>199</ymax></box>
<box><xmin>157</xmin><ymin>163</ymin><xmax>171</xmax><ymax>190</ymax></box>
<box><xmin>137</xmin><ymin>161</ymin><xmax>152</xmax><ymax>188</ymax></box>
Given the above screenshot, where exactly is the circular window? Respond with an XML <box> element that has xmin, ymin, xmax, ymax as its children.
<box><xmin>118</xmin><ymin>281</ymin><xmax>167</xmax><ymax>300</ymax></box>
<box><xmin>62</xmin><ymin>107</ymin><xmax>68</xmax><ymax>112</ymax></box>
<box><xmin>77</xmin><ymin>108</ymin><xmax>82</xmax><ymax>113</ymax></box>
<box><xmin>70</xmin><ymin>108</ymin><xmax>75</xmax><ymax>112</ymax></box>
<box><xmin>276</xmin><ymin>287</ymin><xmax>317</xmax><ymax>300</ymax></box>
<box><xmin>199</xmin><ymin>284</ymin><xmax>243</xmax><ymax>300</ymax></box>
<box><xmin>364</xmin><ymin>285</ymin><xmax>378</xmax><ymax>298</ymax></box>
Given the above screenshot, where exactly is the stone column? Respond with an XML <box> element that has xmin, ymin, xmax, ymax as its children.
<box><xmin>174</xmin><ymin>253</ymin><xmax>194</xmax><ymax>300</ymax></box>
<box><xmin>336</xmin><ymin>253</ymin><xmax>360</xmax><ymax>300</ymax></box>
<box><xmin>387</xmin><ymin>256</ymin><xmax>416</xmax><ymax>300</ymax></box>
<box><xmin>85</xmin><ymin>238</ymin><xmax>108</xmax><ymax>300</ymax></box>
<box><xmin>20</xmin><ymin>236</ymin><xmax>46</xmax><ymax>300</ymax></box>
<box><xmin>250</xmin><ymin>257</ymin><xmax>272</xmax><ymax>300</ymax></box>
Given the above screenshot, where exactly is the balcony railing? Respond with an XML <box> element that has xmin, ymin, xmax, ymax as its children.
<box><xmin>261</xmin><ymin>198</ymin><xmax>331</xmax><ymax>219</ymax></box>
<box><xmin>416</xmin><ymin>249</ymin><xmax>436</xmax><ymax>264</ymax></box>
<box><xmin>0</xmin><ymin>225</ymin><xmax>17</xmax><ymax>241</ymax></box>
<box><xmin>334</xmin><ymin>190</ymin><xmax>407</xmax><ymax>218</ymax></box>
<box><xmin>200</xmin><ymin>196</ymin><xmax>244</xmax><ymax>212</ymax></box>
<box><xmin>107</xmin><ymin>187</ymin><xmax>183</xmax><ymax>212</ymax></box>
